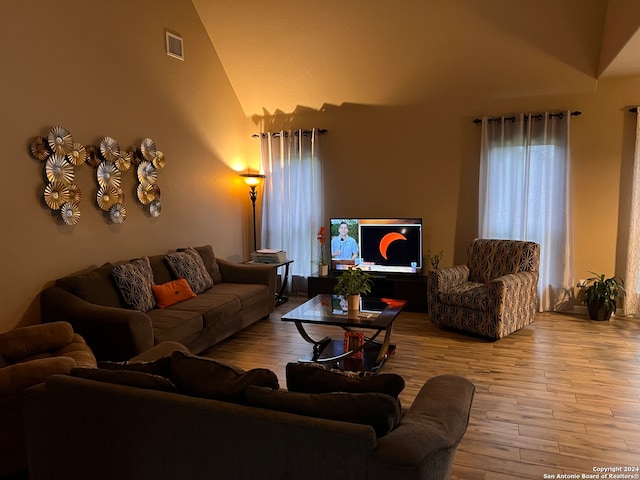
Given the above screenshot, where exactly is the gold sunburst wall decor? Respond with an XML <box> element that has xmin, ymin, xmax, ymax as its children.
<box><xmin>134</xmin><ymin>138</ymin><xmax>164</xmax><ymax>218</ymax></box>
<box><xmin>60</xmin><ymin>202</ymin><xmax>81</xmax><ymax>226</ymax></box>
<box><xmin>30</xmin><ymin>127</ymin><xmax>165</xmax><ymax>225</ymax></box>
<box><xmin>67</xmin><ymin>143</ymin><xmax>88</xmax><ymax>166</ymax></box>
<box><xmin>45</xmin><ymin>154</ymin><xmax>75</xmax><ymax>185</ymax></box>
<box><xmin>47</xmin><ymin>126</ymin><xmax>73</xmax><ymax>156</ymax></box>
<box><xmin>43</xmin><ymin>181</ymin><xmax>70</xmax><ymax>210</ymax></box>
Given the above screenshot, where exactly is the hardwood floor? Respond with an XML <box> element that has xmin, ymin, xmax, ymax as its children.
<box><xmin>203</xmin><ymin>296</ymin><xmax>640</xmax><ymax>479</ymax></box>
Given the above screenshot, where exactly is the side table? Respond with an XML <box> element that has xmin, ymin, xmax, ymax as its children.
<box><xmin>246</xmin><ymin>259</ymin><xmax>294</xmax><ymax>305</ymax></box>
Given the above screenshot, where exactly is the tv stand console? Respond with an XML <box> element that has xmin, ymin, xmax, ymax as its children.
<box><xmin>307</xmin><ymin>272</ymin><xmax>428</xmax><ymax>313</ymax></box>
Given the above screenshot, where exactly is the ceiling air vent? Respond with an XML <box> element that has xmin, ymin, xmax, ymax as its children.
<box><xmin>166</xmin><ymin>31</ymin><xmax>184</xmax><ymax>61</ymax></box>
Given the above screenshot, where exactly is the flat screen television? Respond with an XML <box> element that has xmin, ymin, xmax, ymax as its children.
<box><xmin>329</xmin><ymin>218</ymin><xmax>423</xmax><ymax>274</ymax></box>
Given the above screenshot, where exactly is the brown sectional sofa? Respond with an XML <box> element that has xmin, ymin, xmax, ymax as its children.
<box><xmin>21</xmin><ymin>347</ymin><xmax>475</xmax><ymax>480</ymax></box>
<box><xmin>40</xmin><ymin>245</ymin><xmax>277</xmax><ymax>361</ymax></box>
<box><xmin>0</xmin><ymin>322</ymin><xmax>97</xmax><ymax>477</ymax></box>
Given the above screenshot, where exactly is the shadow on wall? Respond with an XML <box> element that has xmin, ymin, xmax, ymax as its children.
<box><xmin>249</xmin><ymin>102</ymin><xmax>483</xmax><ymax>270</ymax></box>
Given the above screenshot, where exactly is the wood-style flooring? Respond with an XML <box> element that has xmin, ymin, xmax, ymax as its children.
<box><xmin>203</xmin><ymin>296</ymin><xmax>640</xmax><ymax>479</ymax></box>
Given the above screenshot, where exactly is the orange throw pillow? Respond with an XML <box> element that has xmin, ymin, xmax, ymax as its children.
<box><xmin>152</xmin><ymin>278</ymin><xmax>196</xmax><ymax>309</ymax></box>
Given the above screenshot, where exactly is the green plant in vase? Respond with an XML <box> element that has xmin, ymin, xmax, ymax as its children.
<box><xmin>334</xmin><ymin>266</ymin><xmax>372</xmax><ymax>310</ymax></box>
<box><xmin>425</xmin><ymin>250</ymin><xmax>443</xmax><ymax>270</ymax></box>
<box><xmin>582</xmin><ymin>271</ymin><xmax>624</xmax><ymax>321</ymax></box>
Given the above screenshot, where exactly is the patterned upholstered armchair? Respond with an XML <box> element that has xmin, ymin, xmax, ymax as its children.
<box><xmin>427</xmin><ymin>239</ymin><xmax>540</xmax><ymax>339</ymax></box>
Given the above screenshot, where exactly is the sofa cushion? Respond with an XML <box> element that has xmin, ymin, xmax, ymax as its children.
<box><xmin>97</xmin><ymin>341</ymin><xmax>189</xmax><ymax>376</ymax></box>
<box><xmin>98</xmin><ymin>356</ymin><xmax>173</xmax><ymax>378</ymax></box>
<box><xmin>70</xmin><ymin>367</ymin><xmax>177</xmax><ymax>392</ymax></box>
<box><xmin>204</xmin><ymin>283</ymin><xmax>269</xmax><ymax>312</ymax></box>
<box><xmin>165</xmin><ymin>248</ymin><xmax>213</xmax><ymax>294</ymax></box>
<box><xmin>439</xmin><ymin>282</ymin><xmax>488</xmax><ymax>310</ymax></box>
<box><xmin>53</xmin><ymin>333</ymin><xmax>98</xmax><ymax>368</ymax></box>
<box><xmin>0</xmin><ymin>322</ymin><xmax>75</xmax><ymax>361</ymax></box>
<box><xmin>285</xmin><ymin>363</ymin><xmax>405</xmax><ymax>398</ymax></box>
<box><xmin>112</xmin><ymin>257</ymin><xmax>156</xmax><ymax>312</ymax></box>
<box><xmin>55</xmin><ymin>262</ymin><xmax>122</xmax><ymax>308</ymax></box>
<box><xmin>246</xmin><ymin>386</ymin><xmax>402</xmax><ymax>437</ymax></box>
<box><xmin>152</xmin><ymin>278</ymin><xmax>197</xmax><ymax>309</ymax></box>
<box><xmin>147</xmin><ymin>254</ymin><xmax>176</xmax><ymax>285</ymax></box>
<box><xmin>186</xmin><ymin>245</ymin><xmax>222</xmax><ymax>285</ymax></box>
<box><xmin>168</xmin><ymin>293</ymin><xmax>241</xmax><ymax>331</ymax></box>
<box><xmin>170</xmin><ymin>351</ymin><xmax>279</xmax><ymax>404</ymax></box>
<box><xmin>128</xmin><ymin>341</ymin><xmax>191</xmax><ymax>363</ymax></box>
<box><xmin>467</xmin><ymin>239</ymin><xmax>539</xmax><ymax>283</ymax></box>
<box><xmin>146</xmin><ymin>309</ymin><xmax>203</xmax><ymax>344</ymax></box>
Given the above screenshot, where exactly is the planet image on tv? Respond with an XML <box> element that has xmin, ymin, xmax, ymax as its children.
<box><xmin>379</xmin><ymin>232</ymin><xmax>407</xmax><ymax>260</ymax></box>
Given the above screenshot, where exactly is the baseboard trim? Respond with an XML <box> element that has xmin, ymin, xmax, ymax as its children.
<box><xmin>569</xmin><ymin>304</ymin><xmax>626</xmax><ymax>318</ymax></box>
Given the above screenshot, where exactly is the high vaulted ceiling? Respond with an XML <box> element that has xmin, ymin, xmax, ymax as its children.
<box><xmin>192</xmin><ymin>0</ymin><xmax>640</xmax><ymax>116</ymax></box>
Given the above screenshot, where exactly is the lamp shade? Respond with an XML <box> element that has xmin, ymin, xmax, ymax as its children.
<box><xmin>240</xmin><ymin>173</ymin><xmax>266</xmax><ymax>186</ymax></box>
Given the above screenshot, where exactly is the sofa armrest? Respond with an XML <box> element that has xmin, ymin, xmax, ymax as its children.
<box><xmin>488</xmin><ymin>271</ymin><xmax>539</xmax><ymax>311</ymax></box>
<box><xmin>40</xmin><ymin>287</ymin><xmax>154</xmax><ymax>362</ymax></box>
<box><xmin>0</xmin><ymin>357</ymin><xmax>76</xmax><ymax>396</ymax></box>
<box><xmin>427</xmin><ymin>265</ymin><xmax>470</xmax><ymax>313</ymax></box>
<box><xmin>368</xmin><ymin>374</ymin><xmax>475</xmax><ymax>480</ymax></box>
<box><xmin>490</xmin><ymin>271</ymin><xmax>538</xmax><ymax>292</ymax></box>
<box><xmin>216</xmin><ymin>259</ymin><xmax>277</xmax><ymax>297</ymax></box>
<box><xmin>0</xmin><ymin>322</ymin><xmax>74</xmax><ymax>361</ymax></box>
<box><xmin>488</xmin><ymin>271</ymin><xmax>539</xmax><ymax>337</ymax></box>
<box><xmin>429</xmin><ymin>265</ymin><xmax>470</xmax><ymax>291</ymax></box>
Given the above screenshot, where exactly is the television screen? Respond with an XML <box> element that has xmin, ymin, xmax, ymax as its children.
<box><xmin>329</xmin><ymin>218</ymin><xmax>422</xmax><ymax>274</ymax></box>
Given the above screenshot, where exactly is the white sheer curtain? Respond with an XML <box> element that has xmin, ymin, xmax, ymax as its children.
<box><xmin>479</xmin><ymin>112</ymin><xmax>574</xmax><ymax>312</ymax></box>
<box><xmin>260</xmin><ymin>129</ymin><xmax>323</xmax><ymax>294</ymax></box>
<box><xmin>624</xmin><ymin>111</ymin><xmax>640</xmax><ymax>316</ymax></box>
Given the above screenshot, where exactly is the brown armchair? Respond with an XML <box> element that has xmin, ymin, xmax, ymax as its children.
<box><xmin>427</xmin><ymin>238</ymin><xmax>540</xmax><ymax>339</ymax></box>
<box><xmin>0</xmin><ymin>322</ymin><xmax>96</xmax><ymax>476</ymax></box>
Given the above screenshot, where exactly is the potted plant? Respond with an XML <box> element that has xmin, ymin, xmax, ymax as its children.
<box><xmin>426</xmin><ymin>249</ymin><xmax>444</xmax><ymax>270</ymax></box>
<box><xmin>582</xmin><ymin>271</ymin><xmax>625</xmax><ymax>321</ymax></box>
<box><xmin>317</xmin><ymin>226</ymin><xmax>328</xmax><ymax>276</ymax></box>
<box><xmin>334</xmin><ymin>266</ymin><xmax>372</xmax><ymax>310</ymax></box>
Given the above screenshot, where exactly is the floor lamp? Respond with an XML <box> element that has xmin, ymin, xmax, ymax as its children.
<box><xmin>240</xmin><ymin>173</ymin><xmax>266</xmax><ymax>252</ymax></box>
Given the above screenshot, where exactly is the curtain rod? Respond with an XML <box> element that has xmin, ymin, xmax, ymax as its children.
<box><xmin>472</xmin><ymin>111</ymin><xmax>582</xmax><ymax>124</ymax></box>
<box><xmin>629</xmin><ymin>107</ymin><xmax>639</xmax><ymax>113</ymax></box>
<box><xmin>252</xmin><ymin>129</ymin><xmax>327</xmax><ymax>138</ymax></box>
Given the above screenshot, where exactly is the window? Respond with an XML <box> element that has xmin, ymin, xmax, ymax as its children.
<box><xmin>479</xmin><ymin>113</ymin><xmax>573</xmax><ymax>311</ymax></box>
<box><xmin>260</xmin><ymin>129</ymin><xmax>324</xmax><ymax>293</ymax></box>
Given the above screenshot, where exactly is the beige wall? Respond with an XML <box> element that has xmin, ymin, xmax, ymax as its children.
<box><xmin>2</xmin><ymin>2</ymin><xmax>637</xmax><ymax>331</ymax></box>
<box><xmin>250</xmin><ymin>77</ymin><xmax>639</xmax><ymax>302</ymax></box>
<box><xmin>0</xmin><ymin>0</ymin><xmax>253</xmax><ymax>331</ymax></box>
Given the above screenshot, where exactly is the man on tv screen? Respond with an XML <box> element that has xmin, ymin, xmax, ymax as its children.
<box><xmin>331</xmin><ymin>221</ymin><xmax>359</xmax><ymax>260</ymax></box>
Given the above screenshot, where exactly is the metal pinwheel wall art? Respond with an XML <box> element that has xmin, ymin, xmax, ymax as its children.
<box><xmin>29</xmin><ymin>126</ymin><xmax>165</xmax><ymax>225</ymax></box>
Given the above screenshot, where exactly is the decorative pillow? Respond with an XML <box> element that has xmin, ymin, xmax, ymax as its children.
<box><xmin>56</xmin><ymin>262</ymin><xmax>122</xmax><ymax>308</ymax></box>
<box><xmin>70</xmin><ymin>367</ymin><xmax>177</xmax><ymax>393</ymax></box>
<box><xmin>151</xmin><ymin>278</ymin><xmax>197</xmax><ymax>308</ymax></box>
<box><xmin>170</xmin><ymin>351</ymin><xmax>279</xmax><ymax>404</ymax></box>
<box><xmin>181</xmin><ymin>245</ymin><xmax>222</xmax><ymax>284</ymax></box>
<box><xmin>246</xmin><ymin>386</ymin><xmax>402</xmax><ymax>437</ymax></box>
<box><xmin>165</xmin><ymin>248</ymin><xmax>213</xmax><ymax>294</ymax></box>
<box><xmin>112</xmin><ymin>257</ymin><xmax>156</xmax><ymax>311</ymax></box>
<box><xmin>97</xmin><ymin>356</ymin><xmax>173</xmax><ymax>379</ymax></box>
<box><xmin>285</xmin><ymin>362</ymin><xmax>405</xmax><ymax>398</ymax></box>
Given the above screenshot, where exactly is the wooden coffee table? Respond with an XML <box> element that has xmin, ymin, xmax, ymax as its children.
<box><xmin>281</xmin><ymin>294</ymin><xmax>406</xmax><ymax>372</ymax></box>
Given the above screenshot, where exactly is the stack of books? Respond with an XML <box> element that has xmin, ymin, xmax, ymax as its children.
<box><xmin>251</xmin><ymin>249</ymin><xmax>286</xmax><ymax>263</ymax></box>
